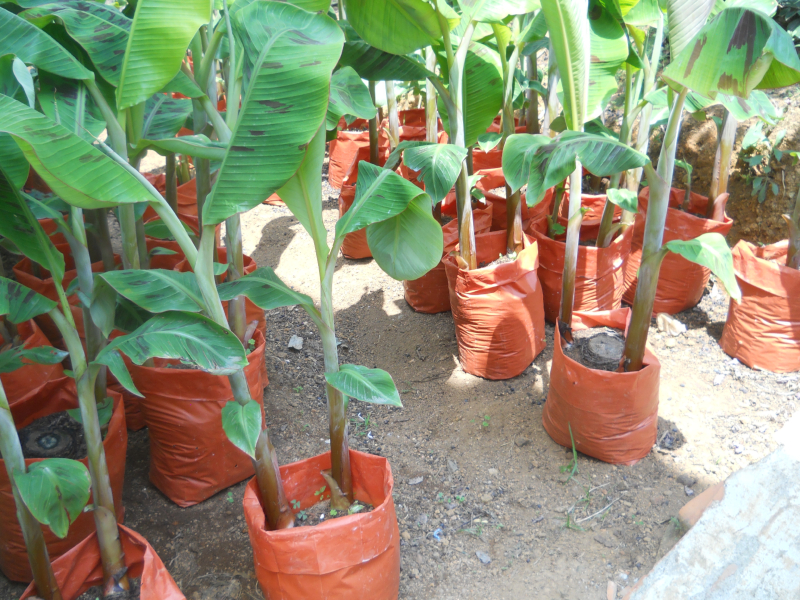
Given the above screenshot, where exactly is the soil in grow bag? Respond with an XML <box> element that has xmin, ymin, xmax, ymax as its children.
<box><xmin>1</xmin><ymin>381</ymin><xmax>127</xmax><ymax>582</ymax></box>
<box><xmin>292</xmin><ymin>498</ymin><xmax>374</xmax><ymax>528</ymax></box>
<box><xmin>562</xmin><ymin>327</ymin><xmax>625</xmax><ymax>372</ymax></box>
<box><xmin>14</xmin><ymin>411</ymin><xmax>93</xmax><ymax>460</ymax></box>
<box><xmin>76</xmin><ymin>579</ymin><xmax>140</xmax><ymax>600</ymax></box>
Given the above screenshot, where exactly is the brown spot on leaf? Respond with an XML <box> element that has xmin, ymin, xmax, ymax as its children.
<box><xmin>261</xmin><ymin>62</ymin><xmax>283</xmax><ymax>70</ymax></box>
<box><xmin>718</xmin><ymin>72</ymin><xmax>743</xmax><ymax>96</ymax></box>
<box><xmin>231</xmin><ymin>146</ymin><xmax>255</xmax><ymax>152</ymax></box>
<box><xmin>249</xmin><ymin>130</ymin><xmax>265</xmax><ymax>136</ymax></box>
<box><xmin>683</xmin><ymin>35</ymin><xmax>707</xmax><ymax>78</ymax></box>
<box><xmin>300</xmin><ymin>60</ymin><xmax>321</xmax><ymax>67</ymax></box>
<box><xmin>728</xmin><ymin>10</ymin><xmax>762</xmax><ymax>72</ymax></box>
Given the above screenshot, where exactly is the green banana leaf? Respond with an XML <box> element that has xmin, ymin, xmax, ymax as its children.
<box><xmin>201</xmin><ymin>2</ymin><xmax>343</xmax><ymax>226</ymax></box>
<box><xmin>664</xmin><ymin>233</ymin><xmax>741</xmax><ymax>300</ymax></box>
<box><xmin>141</xmin><ymin>94</ymin><xmax>193</xmax><ymax>138</ymax></box>
<box><xmin>0</xmin><ymin>95</ymin><xmax>151</xmax><ymax>209</ymax></box>
<box><xmin>0</xmin><ymin>276</ymin><xmax>57</xmax><ymax>323</ymax></box>
<box><xmin>366</xmin><ymin>194</ymin><xmax>443</xmax><ymax>280</ymax></box>
<box><xmin>99</xmin><ymin>269</ymin><xmax>206</xmax><ymax>314</ymax></box>
<box><xmin>0</xmin><ymin>345</ymin><xmax>68</xmax><ymax>374</ymax></box>
<box><xmin>384</xmin><ymin>141</ymin><xmax>468</xmax><ymax>205</ymax></box>
<box><xmin>325</xmin><ymin>364</ymin><xmax>402</xmax><ymax>407</ymax></box>
<box><xmin>458</xmin><ymin>0</ymin><xmax>541</xmax><ymax>24</ymax></box>
<box><xmin>327</xmin><ymin>66</ymin><xmax>377</xmax><ymax>130</ymax></box>
<box><xmin>0</xmin><ymin>7</ymin><xmax>92</xmax><ymax>80</ymax></box>
<box><xmin>274</xmin><ymin>126</ymin><xmax>329</xmax><ymax>254</ymax></box>
<box><xmin>217</xmin><ymin>267</ymin><xmax>319</xmax><ymax>316</ymax></box>
<box><xmin>94</xmin><ymin>311</ymin><xmax>250</xmax><ymax>396</ymax></box>
<box><xmin>343</xmin><ymin>0</ymin><xmax>441</xmax><ymax>55</ymax></box>
<box><xmin>21</xmin><ymin>1</ymin><xmax>131</xmax><ymax>85</ymax></box>
<box><xmin>503</xmin><ymin>131</ymin><xmax>650</xmax><ymax>203</ymax></box>
<box><xmin>116</xmin><ymin>0</ymin><xmax>210</xmax><ymax>108</ymax></box>
<box><xmin>221</xmin><ymin>399</ymin><xmax>262</xmax><ymax>458</ymax></box>
<box><xmin>540</xmin><ymin>0</ymin><xmax>590</xmax><ymax>130</ymax></box>
<box><xmin>13</xmin><ymin>458</ymin><xmax>91</xmax><ymax>539</ymax></box>
<box><xmin>338</xmin><ymin>20</ymin><xmax>432</xmax><ymax>81</ymax></box>
<box><xmin>437</xmin><ymin>40</ymin><xmax>503</xmax><ymax>147</ymax></box>
<box><xmin>38</xmin><ymin>74</ymin><xmax>106</xmax><ymax>142</ymax></box>
<box><xmin>587</xmin><ymin>4</ymin><xmax>629</xmax><ymax>121</ymax></box>
<box><xmin>0</xmin><ymin>176</ymin><xmax>65</xmax><ymax>279</ymax></box>
<box><xmin>663</xmin><ymin>7</ymin><xmax>800</xmax><ymax>98</ymax></box>
<box><xmin>665</xmin><ymin>0</ymin><xmax>716</xmax><ymax>58</ymax></box>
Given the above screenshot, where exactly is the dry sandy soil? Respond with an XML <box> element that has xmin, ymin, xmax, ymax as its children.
<box><xmin>3</xmin><ymin>154</ymin><xmax>797</xmax><ymax>600</ymax></box>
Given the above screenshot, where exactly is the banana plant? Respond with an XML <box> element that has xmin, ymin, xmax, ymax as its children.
<box><xmin>0</xmin><ymin>279</ymin><xmax>86</xmax><ymax>600</ymax></box>
<box><xmin>217</xmin><ymin>135</ymin><xmax>441</xmax><ymax>513</ymax></box>
<box><xmin>344</xmin><ymin>0</ymin><xmax>528</xmax><ymax>269</ymax></box>
<box><xmin>0</xmin><ymin>159</ymin><xmax>131</xmax><ymax>595</ymax></box>
<box><xmin>536</xmin><ymin>0</ymin><xmax>591</xmax><ymax>333</ymax></box>
<box><xmin>504</xmin><ymin>1</ymin><xmax>798</xmax><ymax>371</ymax></box>
<box><xmin>4</xmin><ymin>0</ymin><xmax>213</xmax><ymax>271</ymax></box>
<box><xmin>0</xmin><ymin>0</ymin><xmax>436</xmax><ymax>534</ymax></box>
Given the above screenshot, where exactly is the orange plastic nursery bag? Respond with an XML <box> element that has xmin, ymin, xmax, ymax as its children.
<box><xmin>720</xmin><ymin>240</ymin><xmax>800</xmax><ymax>373</ymax></box>
<box><xmin>22</xmin><ymin>525</ymin><xmax>184</xmax><ymax>600</ymax></box>
<box><xmin>542</xmin><ymin>309</ymin><xmax>660</xmax><ymax>465</ymax></box>
<box><xmin>243</xmin><ymin>450</ymin><xmax>400</xmax><ymax>600</ymax></box>
<box><xmin>443</xmin><ymin>231</ymin><xmax>546</xmax><ymax>379</ymax></box>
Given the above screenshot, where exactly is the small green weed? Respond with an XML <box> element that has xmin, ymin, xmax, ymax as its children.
<box><xmin>560</xmin><ymin>424</ymin><xmax>579</xmax><ymax>483</ymax></box>
<box><xmin>562</xmin><ymin>514</ymin><xmax>585</xmax><ymax>532</ymax></box>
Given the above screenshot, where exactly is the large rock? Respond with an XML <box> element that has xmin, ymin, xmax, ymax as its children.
<box><xmin>625</xmin><ymin>414</ymin><xmax>800</xmax><ymax>599</ymax></box>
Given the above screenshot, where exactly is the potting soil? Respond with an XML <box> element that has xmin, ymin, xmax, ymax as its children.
<box><xmin>75</xmin><ymin>578</ymin><xmax>140</xmax><ymax>600</ymax></box>
<box><xmin>292</xmin><ymin>498</ymin><xmax>375</xmax><ymax>528</ymax></box>
<box><xmin>14</xmin><ymin>411</ymin><xmax>93</xmax><ymax>460</ymax></box>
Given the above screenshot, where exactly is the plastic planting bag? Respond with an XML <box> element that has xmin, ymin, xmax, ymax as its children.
<box><xmin>22</xmin><ymin>525</ymin><xmax>184</xmax><ymax>600</ymax></box>
<box><xmin>244</xmin><ymin>450</ymin><xmax>400</xmax><ymax>600</ymax></box>
<box><xmin>542</xmin><ymin>309</ymin><xmax>660</xmax><ymax>465</ymax></box>
<box><xmin>129</xmin><ymin>331</ymin><xmax>265</xmax><ymax>507</ymax></box>
<box><xmin>444</xmin><ymin>231</ymin><xmax>546</xmax><ymax>379</ymax></box>
<box><xmin>1</xmin><ymin>379</ymin><xmax>126</xmax><ymax>581</ymax></box>
<box><xmin>623</xmin><ymin>187</ymin><xmax>733</xmax><ymax>314</ymax></box>
<box><xmin>720</xmin><ymin>240</ymin><xmax>800</xmax><ymax>373</ymax></box>
<box><xmin>527</xmin><ymin>221</ymin><xmax>633</xmax><ymax>324</ymax></box>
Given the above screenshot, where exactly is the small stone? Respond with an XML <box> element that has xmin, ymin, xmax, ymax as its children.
<box><xmin>650</xmin><ymin>495</ymin><xmax>665</xmax><ymax>506</ymax></box>
<box><xmin>733</xmin><ymin>443</ymin><xmax>744</xmax><ymax>455</ymax></box>
<box><xmin>411</xmin><ymin>568</ymin><xmax>420</xmax><ymax>579</ymax></box>
<box><xmin>476</xmin><ymin>550</ymin><xmax>492</xmax><ymax>564</ymax></box>
<box><xmin>488</xmin><ymin>468</ymin><xmax>499</xmax><ymax>476</ymax></box>
<box><xmin>514</xmin><ymin>436</ymin><xmax>531</xmax><ymax>447</ymax></box>
<box><xmin>408</xmin><ymin>476</ymin><xmax>423</xmax><ymax>485</ymax></box>
<box><xmin>288</xmin><ymin>335</ymin><xmax>303</xmax><ymax>350</ymax></box>
<box><xmin>656</xmin><ymin>313</ymin><xmax>687</xmax><ymax>336</ymax></box>
<box><xmin>415</xmin><ymin>514</ymin><xmax>428</xmax><ymax>526</ymax></box>
<box><xmin>481</xmin><ymin>493</ymin><xmax>493</xmax><ymax>503</ymax></box>
<box><xmin>713</xmin><ymin>373</ymin><xmax>726</xmax><ymax>386</ymax></box>
<box><xmin>685</xmin><ymin>486</ymin><xmax>695</xmax><ymax>496</ymax></box>
<box><xmin>676</xmin><ymin>474</ymin><xmax>696</xmax><ymax>487</ymax></box>
<box><xmin>594</xmin><ymin>534</ymin><xmax>616</xmax><ymax>548</ymax></box>
<box><xmin>448</xmin><ymin>459</ymin><xmax>459</xmax><ymax>473</ymax></box>
<box><xmin>665</xmin><ymin>338</ymin><xmax>677</xmax><ymax>348</ymax></box>
<box><xmin>401</xmin><ymin>531</ymin><xmax>411</xmax><ymax>541</ymax></box>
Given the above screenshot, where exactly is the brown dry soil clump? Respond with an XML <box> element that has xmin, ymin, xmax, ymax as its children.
<box><xmin>2</xmin><ymin>160</ymin><xmax>797</xmax><ymax>600</ymax></box>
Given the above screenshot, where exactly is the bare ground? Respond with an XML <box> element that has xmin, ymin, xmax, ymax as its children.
<box><xmin>4</xmin><ymin>177</ymin><xmax>796</xmax><ymax>600</ymax></box>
